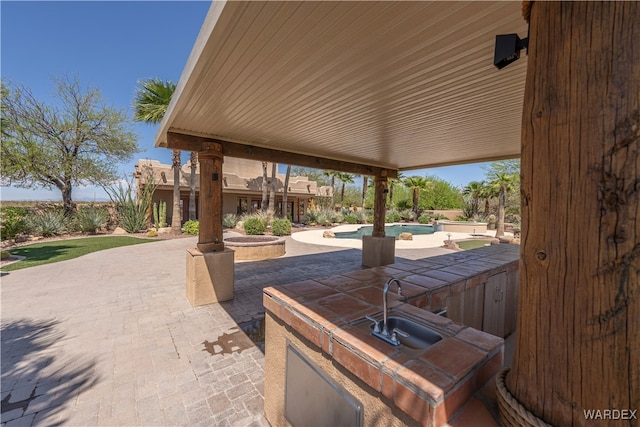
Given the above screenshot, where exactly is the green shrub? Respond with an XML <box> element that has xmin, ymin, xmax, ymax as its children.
<box><xmin>305</xmin><ymin>209</ymin><xmax>320</xmax><ymax>225</ymax></box>
<box><xmin>29</xmin><ymin>210</ymin><xmax>67</xmax><ymax>237</ymax></box>
<box><xmin>418</xmin><ymin>214</ymin><xmax>432</xmax><ymax>224</ymax></box>
<box><xmin>1</xmin><ymin>250</ymin><xmax>10</xmax><ymax>260</ymax></box>
<box><xmin>395</xmin><ymin>199</ymin><xmax>412</xmax><ymax>210</ymax></box>
<box><xmin>398</xmin><ymin>209</ymin><xmax>415</xmax><ymax>221</ymax></box>
<box><xmin>271</xmin><ymin>218</ymin><xmax>292</xmax><ymax>236</ymax></box>
<box><xmin>183</xmin><ymin>220</ymin><xmax>199</xmax><ymax>235</ymax></box>
<box><xmin>353</xmin><ymin>210</ymin><xmax>368</xmax><ymax>224</ymax></box>
<box><xmin>454</xmin><ymin>215</ymin><xmax>468</xmax><ymax>221</ymax></box>
<box><xmin>0</xmin><ymin>207</ymin><xmax>30</xmax><ymax>240</ymax></box>
<box><xmin>385</xmin><ymin>209</ymin><xmax>401</xmax><ymax>223</ymax></box>
<box><xmin>243</xmin><ymin>217</ymin><xmax>266</xmax><ymax>235</ymax></box>
<box><xmin>223</xmin><ymin>213</ymin><xmax>238</xmax><ymax>229</ymax></box>
<box><xmin>343</xmin><ymin>214</ymin><xmax>358</xmax><ymax>224</ymax></box>
<box><xmin>73</xmin><ymin>205</ymin><xmax>109</xmax><ymax>233</ymax></box>
<box><xmin>146</xmin><ymin>230</ymin><xmax>158</xmax><ymax>237</ymax></box>
<box><xmin>105</xmin><ymin>174</ymin><xmax>156</xmax><ymax>233</ymax></box>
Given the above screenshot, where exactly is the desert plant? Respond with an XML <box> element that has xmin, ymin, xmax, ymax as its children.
<box><xmin>418</xmin><ymin>211</ymin><xmax>434</xmax><ymax>224</ymax></box>
<box><xmin>29</xmin><ymin>210</ymin><xmax>67</xmax><ymax>237</ymax></box>
<box><xmin>104</xmin><ymin>174</ymin><xmax>156</xmax><ymax>233</ymax></box>
<box><xmin>343</xmin><ymin>214</ymin><xmax>358</xmax><ymax>224</ymax></box>
<box><xmin>454</xmin><ymin>215</ymin><xmax>468</xmax><ymax>221</ymax></box>
<box><xmin>398</xmin><ymin>209</ymin><xmax>415</xmax><ymax>222</ymax></box>
<box><xmin>305</xmin><ymin>209</ymin><xmax>320</xmax><ymax>225</ymax></box>
<box><xmin>73</xmin><ymin>205</ymin><xmax>109</xmax><ymax>233</ymax></box>
<box><xmin>146</xmin><ymin>230</ymin><xmax>158</xmax><ymax>237</ymax></box>
<box><xmin>385</xmin><ymin>209</ymin><xmax>401</xmax><ymax>223</ymax></box>
<box><xmin>0</xmin><ymin>207</ymin><xmax>30</xmax><ymax>240</ymax></box>
<box><xmin>271</xmin><ymin>218</ymin><xmax>292</xmax><ymax>236</ymax></box>
<box><xmin>353</xmin><ymin>210</ymin><xmax>368</xmax><ymax>224</ymax></box>
<box><xmin>223</xmin><ymin>213</ymin><xmax>238</xmax><ymax>229</ymax></box>
<box><xmin>395</xmin><ymin>199</ymin><xmax>412</xmax><ymax>210</ymax></box>
<box><xmin>183</xmin><ymin>220</ymin><xmax>199</xmax><ymax>235</ymax></box>
<box><xmin>1</xmin><ymin>250</ymin><xmax>10</xmax><ymax>260</ymax></box>
<box><xmin>243</xmin><ymin>217</ymin><xmax>266</xmax><ymax>235</ymax></box>
<box><xmin>153</xmin><ymin>201</ymin><xmax>167</xmax><ymax>228</ymax></box>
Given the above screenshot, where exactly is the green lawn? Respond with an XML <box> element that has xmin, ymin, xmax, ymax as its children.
<box><xmin>456</xmin><ymin>239</ymin><xmax>493</xmax><ymax>250</ymax></box>
<box><xmin>1</xmin><ymin>236</ymin><xmax>159</xmax><ymax>272</ymax></box>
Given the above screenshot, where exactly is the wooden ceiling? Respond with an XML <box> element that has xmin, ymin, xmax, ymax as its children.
<box><xmin>155</xmin><ymin>1</ymin><xmax>528</xmax><ymax>173</ymax></box>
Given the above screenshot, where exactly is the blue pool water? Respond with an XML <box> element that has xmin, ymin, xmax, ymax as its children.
<box><xmin>334</xmin><ymin>224</ymin><xmax>435</xmax><ymax>240</ymax></box>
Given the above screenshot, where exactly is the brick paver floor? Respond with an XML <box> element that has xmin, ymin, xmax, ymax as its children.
<box><xmin>1</xmin><ymin>233</ymin><xmax>451</xmax><ymax>426</ymax></box>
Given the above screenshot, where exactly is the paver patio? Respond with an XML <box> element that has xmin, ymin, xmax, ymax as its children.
<box><xmin>1</xmin><ymin>234</ymin><xmax>452</xmax><ymax>426</ymax></box>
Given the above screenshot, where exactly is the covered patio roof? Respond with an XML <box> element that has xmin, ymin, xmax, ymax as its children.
<box><xmin>155</xmin><ymin>1</ymin><xmax>527</xmax><ymax>173</ymax></box>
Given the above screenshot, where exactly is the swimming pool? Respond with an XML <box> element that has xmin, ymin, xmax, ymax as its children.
<box><xmin>333</xmin><ymin>224</ymin><xmax>435</xmax><ymax>240</ymax></box>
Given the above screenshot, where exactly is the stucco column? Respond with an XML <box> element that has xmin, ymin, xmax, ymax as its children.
<box><xmin>196</xmin><ymin>143</ymin><xmax>224</xmax><ymax>253</ymax></box>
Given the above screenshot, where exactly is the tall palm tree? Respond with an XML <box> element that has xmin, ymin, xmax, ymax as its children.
<box><xmin>268</xmin><ymin>162</ymin><xmax>277</xmax><ymax>214</ymax></box>
<box><xmin>282</xmin><ymin>165</ymin><xmax>292</xmax><ymax>219</ymax></box>
<box><xmin>403</xmin><ymin>176</ymin><xmax>429</xmax><ymax>217</ymax></box>
<box><xmin>189</xmin><ymin>152</ymin><xmax>198</xmax><ymax>220</ymax></box>
<box><xmin>338</xmin><ymin>173</ymin><xmax>355</xmax><ymax>206</ymax></box>
<box><xmin>261</xmin><ymin>162</ymin><xmax>268</xmax><ymax>212</ymax></box>
<box><xmin>462</xmin><ymin>181</ymin><xmax>483</xmax><ymax>218</ymax></box>
<box><xmin>489</xmin><ymin>172</ymin><xmax>518</xmax><ymax>237</ymax></box>
<box><xmin>133</xmin><ymin>78</ymin><xmax>183</xmax><ymax>233</ymax></box>
<box><xmin>323</xmin><ymin>170</ymin><xmax>340</xmax><ymax>208</ymax></box>
<box><xmin>388</xmin><ymin>171</ymin><xmax>405</xmax><ymax>205</ymax></box>
<box><xmin>478</xmin><ymin>181</ymin><xmax>494</xmax><ymax>215</ymax></box>
<box><xmin>361</xmin><ymin>175</ymin><xmax>368</xmax><ymax>209</ymax></box>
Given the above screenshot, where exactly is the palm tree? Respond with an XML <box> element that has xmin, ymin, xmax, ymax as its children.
<box><xmin>462</xmin><ymin>181</ymin><xmax>483</xmax><ymax>218</ymax></box>
<box><xmin>189</xmin><ymin>152</ymin><xmax>198</xmax><ymax>220</ymax></box>
<box><xmin>261</xmin><ymin>161</ymin><xmax>268</xmax><ymax>212</ymax></box>
<box><xmin>478</xmin><ymin>181</ymin><xmax>494</xmax><ymax>215</ymax></box>
<box><xmin>133</xmin><ymin>78</ymin><xmax>182</xmax><ymax>233</ymax></box>
<box><xmin>282</xmin><ymin>165</ymin><xmax>292</xmax><ymax>219</ymax></box>
<box><xmin>338</xmin><ymin>173</ymin><xmax>355</xmax><ymax>206</ymax></box>
<box><xmin>268</xmin><ymin>162</ymin><xmax>277</xmax><ymax>214</ymax></box>
<box><xmin>489</xmin><ymin>172</ymin><xmax>518</xmax><ymax>237</ymax></box>
<box><xmin>323</xmin><ymin>170</ymin><xmax>340</xmax><ymax>208</ymax></box>
<box><xmin>403</xmin><ymin>176</ymin><xmax>429</xmax><ymax>217</ymax></box>
<box><xmin>388</xmin><ymin>172</ymin><xmax>405</xmax><ymax>205</ymax></box>
<box><xmin>361</xmin><ymin>175</ymin><xmax>368</xmax><ymax>209</ymax></box>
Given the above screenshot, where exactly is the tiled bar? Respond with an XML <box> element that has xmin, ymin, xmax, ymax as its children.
<box><xmin>263</xmin><ymin>245</ymin><xmax>519</xmax><ymax>427</ymax></box>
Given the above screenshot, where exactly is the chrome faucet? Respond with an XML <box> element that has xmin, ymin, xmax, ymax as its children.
<box><xmin>382</xmin><ymin>278</ymin><xmax>403</xmax><ymax>336</ymax></box>
<box><xmin>365</xmin><ymin>278</ymin><xmax>409</xmax><ymax>346</ymax></box>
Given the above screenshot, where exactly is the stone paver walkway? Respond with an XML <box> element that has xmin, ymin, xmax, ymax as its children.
<box><xmin>1</xmin><ymin>234</ymin><xmax>451</xmax><ymax>426</ymax></box>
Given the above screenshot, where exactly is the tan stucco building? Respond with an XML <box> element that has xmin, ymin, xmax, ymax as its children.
<box><xmin>134</xmin><ymin>158</ymin><xmax>331</xmax><ymax>224</ymax></box>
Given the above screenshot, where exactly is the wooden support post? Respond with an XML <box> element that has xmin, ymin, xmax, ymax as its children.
<box><xmin>196</xmin><ymin>142</ymin><xmax>225</xmax><ymax>253</ymax></box>
<box><xmin>373</xmin><ymin>173</ymin><xmax>388</xmax><ymax>237</ymax></box>
<box><xmin>502</xmin><ymin>2</ymin><xmax>639</xmax><ymax>425</ymax></box>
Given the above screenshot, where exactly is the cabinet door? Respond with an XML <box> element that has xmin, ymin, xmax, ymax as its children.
<box><xmin>483</xmin><ymin>272</ymin><xmax>507</xmax><ymax>337</ymax></box>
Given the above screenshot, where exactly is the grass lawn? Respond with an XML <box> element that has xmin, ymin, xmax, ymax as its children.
<box><xmin>1</xmin><ymin>236</ymin><xmax>159</xmax><ymax>272</ymax></box>
<box><xmin>456</xmin><ymin>239</ymin><xmax>493</xmax><ymax>250</ymax></box>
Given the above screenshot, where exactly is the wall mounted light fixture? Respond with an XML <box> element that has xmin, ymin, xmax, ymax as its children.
<box><xmin>493</xmin><ymin>33</ymin><xmax>529</xmax><ymax>69</ymax></box>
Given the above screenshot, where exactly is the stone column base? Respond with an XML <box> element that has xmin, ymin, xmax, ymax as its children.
<box><xmin>362</xmin><ymin>236</ymin><xmax>395</xmax><ymax>267</ymax></box>
<box><xmin>185</xmin><ymin>248</ymin><xmax>234</xmax><ymax>306</ymax></box>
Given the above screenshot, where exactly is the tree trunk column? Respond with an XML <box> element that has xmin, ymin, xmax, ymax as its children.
<box><xmin>373</xmin><ymin>173</ymin><xmax>388</xmax><ymax>237</ymax></box>
<box><xmin>502</xmin><ymin>2</ymin><xmax>639</xmax><ymax>425</ymax></box>
<box><xmin>197</xmin><ymin>143</ymin><xmax>225</xmax><ymax>253</ymax></box>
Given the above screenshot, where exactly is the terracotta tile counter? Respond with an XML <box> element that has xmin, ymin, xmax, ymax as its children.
<box><xmin>263</xmin><ymin>245</ymin><xmax>519</xmax><ymax>427</ymax></box>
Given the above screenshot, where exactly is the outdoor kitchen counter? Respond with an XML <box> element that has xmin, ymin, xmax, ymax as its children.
<box><xmin>263</xmin><ymin>244</ymin><xmax>519</xmax><ymax>426</ymax></box>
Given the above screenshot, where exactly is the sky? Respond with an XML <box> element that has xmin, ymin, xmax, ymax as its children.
<box><xmin>1</xmin><ymin>1</ymin><xmax>495</xmax><ymax>202</ymax></box>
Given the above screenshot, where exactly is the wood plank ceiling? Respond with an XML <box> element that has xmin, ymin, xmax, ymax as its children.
<box><xmin>155</xmin><ymin>1</ymin><xmax>528</xmax><ymax>172</ymax></box>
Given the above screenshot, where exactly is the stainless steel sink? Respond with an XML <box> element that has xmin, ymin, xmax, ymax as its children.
<box><xmin>370</xmin><ymin>316</ymin><xmax>443</xmax><ymax>350</ymax></box>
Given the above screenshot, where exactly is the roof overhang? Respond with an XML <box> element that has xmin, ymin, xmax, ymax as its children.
<box><xmin>155</xmin><ymin>1</ymin><xmax>527</xmax><ymax>174</ymax></box>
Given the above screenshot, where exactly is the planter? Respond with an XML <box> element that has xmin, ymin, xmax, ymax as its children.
<box><xmin>224</xmin><ymin>236</ymin><xmax>286</xmax><ymax>260</ymax></box>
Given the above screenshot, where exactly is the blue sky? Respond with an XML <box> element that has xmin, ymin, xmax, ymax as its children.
<box><xmin>1</xmin><ymin>1</ymin><xmax>494</xmax><ymax>202</ymax></box>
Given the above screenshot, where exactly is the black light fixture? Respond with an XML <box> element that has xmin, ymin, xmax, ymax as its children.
<box><xmin>493</xmin><ymin>33</ymin><xmax>529</xmax><ymax>69</ymax></box>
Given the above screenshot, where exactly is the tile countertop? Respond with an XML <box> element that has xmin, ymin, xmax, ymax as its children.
<box><xmin>263</xmin><ymin>244</ymin><xmax>519</xmax><ymax>426</ymax></box>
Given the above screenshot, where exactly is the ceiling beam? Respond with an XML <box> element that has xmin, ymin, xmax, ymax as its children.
<box><xmin>166</xmin><ymin>131</ymin><xmax>398</xmax><ymax>178</ymax></box>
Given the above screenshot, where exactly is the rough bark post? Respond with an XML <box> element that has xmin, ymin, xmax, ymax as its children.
<box><xmin>373</xmin><ymin>173</ymin><xmax>388</xmax><ymax>237</ymax></box>
<box><xmin>196</xmin><ymin>142</ymin><xmax>224</xmax><ymax>253</ymax></box>
<box><xmin>504</xmin><ymin>2</ymin><xmax>639</xmax><ymax>425</ymax></box>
